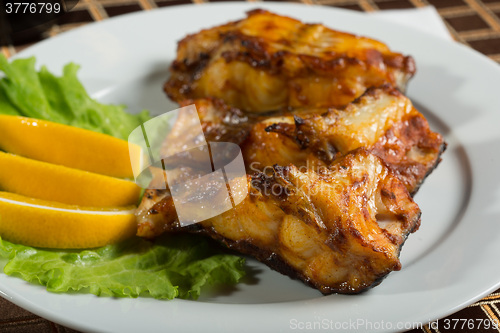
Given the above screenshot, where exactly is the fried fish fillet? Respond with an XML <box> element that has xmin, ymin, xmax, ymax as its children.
<box><xmin>135</xmin><ymin>89</ymin><xmax>439</xmax><ymax>293</ymax></box>
<box><xmin>165</xmin><ymin>9</ymin><xmax>416</xmax><ymax>112</ymax></box>
<box><xmin>136</xmin><ymin>149</ymin><xmax>421</xmax><ymax>293</ymax></box>
<box><xmin>180</xmin><ymin>85</ymin><xmax>445</xmax><ymax>194</ymax></box>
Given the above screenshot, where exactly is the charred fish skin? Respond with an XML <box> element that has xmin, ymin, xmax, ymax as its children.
<box><xmin>165</xmin><ymin>9</ymin><xmax>416</xmax><ymax>112</ymax></box>
<box><xmin>262</xmin><ymin>85</ymin><xmax>446</xmax><ymax>194</ymax></box>
<box><xmin>136</xmin><ymin>149</ymin><xmax>421</xmax><ymax>294</ymax></box>
<box><xmin>185</xmin><ymin>85</ymin><xmax>445</xmax><ymax>195</ymax></box>
<box><xmin>245</xmin><ymin>149</ymin><xmax>421</xmax><ymax>293</ymax></box>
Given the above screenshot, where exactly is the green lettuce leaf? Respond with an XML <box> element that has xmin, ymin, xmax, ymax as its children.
<box><xmin>0</xmin><ymin>234</ymin><xmax>245</xmax><ymax>300</ymax></box>
<box><xmin>0</xmin><ymin>54</ymin><xmax>150</xmax><ymax>140</ymax></box>
<box><xmin>0</xmin><ymin>55</ymin><xmax>247</xmax><ymax>299</ymax></box>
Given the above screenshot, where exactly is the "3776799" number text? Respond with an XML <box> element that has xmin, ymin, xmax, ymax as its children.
<box><xmin>5</xmin><ymin>2</ymin><xmax>61</xmax><ymax>14</ymax></box>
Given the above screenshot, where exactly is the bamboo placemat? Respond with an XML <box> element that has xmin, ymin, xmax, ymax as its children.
<box><xmin>2</xmin><ymin>0</ymin><xmax>500</xmax><ymax>63</ymax></box>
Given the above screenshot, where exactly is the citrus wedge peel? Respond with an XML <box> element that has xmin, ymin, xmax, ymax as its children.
<box><xmin>0</xmin><ymin>115</ymin><xmax>142</xmax><ymax>178</ymax></box>
<box><xmin>0</xmin><ymin>151</ymin><xmax>141</xmax><ymax>207</ymax></box>
<box><xmin>0</xmin><ymin>192</ymin><xmax>137</xmax><ymax>249</ymax></box>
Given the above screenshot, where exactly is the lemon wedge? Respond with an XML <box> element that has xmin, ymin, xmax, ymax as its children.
<box><xmin>0</xmin><ymin>192</ymin><xmax>137</xmax><ymax>249</ymax></box>
<box><xmin>0</xmin><ymin>115</ymin><xmax>142</xmax><ymax>178</ymax></box>
<box><xmin>0</xmin><ymin>151</ymin><xmax>141</xmax><ymax>207</ymax></box>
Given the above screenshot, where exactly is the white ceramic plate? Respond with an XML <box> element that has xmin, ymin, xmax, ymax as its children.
<box><xmin>2</xmin><ymin>3</ymin><xmax>500</xmax><ymax>332</ymax></box>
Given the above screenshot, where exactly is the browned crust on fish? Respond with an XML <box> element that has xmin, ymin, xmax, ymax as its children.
<box><xmin>165</xmin><ymin>9</ymin><xmax>416</xmax><ymax>112</ymax></box>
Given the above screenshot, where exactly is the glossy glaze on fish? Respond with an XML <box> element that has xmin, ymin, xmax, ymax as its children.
<box><xmin>177</xmin><ymin>85</ymin><xmax>445</xmax><ymax>194</ymax></box>
<box><xmin>165</xmin><ymin>9</ymin><xmax>416</xmax><ymax>112</ymax></box>
<box><xmin>136</xmin><ymin>149</ymin><xmax>421</xmax><ymax>293</ymax></box>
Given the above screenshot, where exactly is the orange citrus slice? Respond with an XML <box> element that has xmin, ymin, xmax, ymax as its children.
<box><xmin>0</xmin><ymin>192</ymin><xmax>137</xmax><ymax>249</ymax></box>
<box><xmin>0</xmin><ymin>151</ymin><xmax>141</xmax><ymax>207</ymax></box>
<box><xmin>0</xmin><ymin>115</ymin><xmax>142</xmax><ymax>178</ymax></box>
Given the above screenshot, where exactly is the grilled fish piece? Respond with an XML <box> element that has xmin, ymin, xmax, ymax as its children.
<box><xmin>165</xmin><ymin>9</ymin><xmax>416</xmax><ymax>112</ymax></box>
<box><xmin>262</xmin><ymin>85</ymin><xmax>446</xmax><ymax>194</ymax></box>
<box><xmin>136</xmin><ymin>149</ymin><xmax>421</xmax><ymax>293</ymax></box>
<box><xmin>180</xmin><ymin>85</ymin><xmax>445</xmax><ymax>194</ymax></box>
